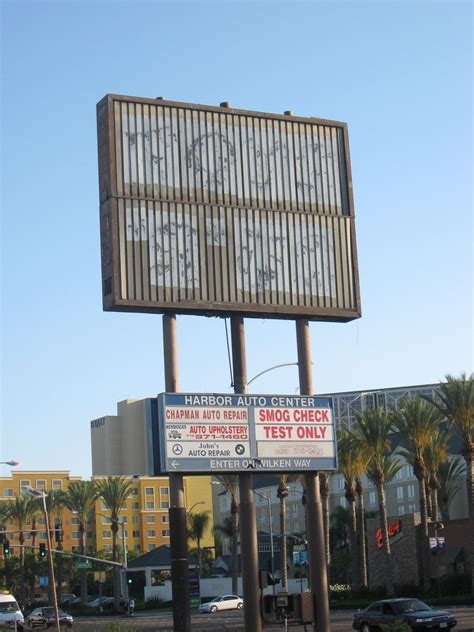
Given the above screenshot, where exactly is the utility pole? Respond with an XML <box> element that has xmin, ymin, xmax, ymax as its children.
<box><xmin>231</xmin><ymin>315</ymin><xmax>262</xmax><ymax>632</ymax></box>
<box><xmin>296</xmin><ymin>320</ymin><xmax>331</xmax><ymax>632</ymax></box>
<box><xmin>164</xmin><ymin>314</ymin><xmax>191</xmax><ymax>632</ymax></box>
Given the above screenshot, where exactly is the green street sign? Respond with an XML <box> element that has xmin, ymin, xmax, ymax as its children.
<box><xmin>76</xmin><ymin>561</ymin><xmax>91</xmax><ymax>569</ymax></box>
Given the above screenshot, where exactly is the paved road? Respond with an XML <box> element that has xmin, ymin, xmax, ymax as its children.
<box><xmin>69</xmin><ymin>607</ymin><xmax>474</xmax><ymax>631</ymax></box>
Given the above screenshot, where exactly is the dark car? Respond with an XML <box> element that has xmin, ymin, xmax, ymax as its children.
<box><xmin>26</xmin><ymin>607</ymin><xmax>74</xmax><ymax>628</ymax></box>
<box><xmin>353</xmin><ymin>598</ymin><xmax>457</xmax><ymax>631</ymax></box>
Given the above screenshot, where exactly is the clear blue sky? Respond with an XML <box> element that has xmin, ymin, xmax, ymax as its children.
<box><xmin>1</xmin><ymin>1</ymin><xmax>472</xmax><ymax>477</ymax></box>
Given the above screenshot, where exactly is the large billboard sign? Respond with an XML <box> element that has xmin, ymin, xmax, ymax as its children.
<box><xmin>97</xmin><ymin>95</ymin><xmax>361</xmax><ymax>322</ymax></box>
<box><xmin>157</xmin><ymin>393</ymin><xmax>336</xmax><ymax>473</ymax></box>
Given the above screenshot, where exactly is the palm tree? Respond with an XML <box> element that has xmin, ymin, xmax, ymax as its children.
<box><xmin>63</xmin><ymin>480</ymin><xmax>98</xmax><ymax>606</ymax></box>
<box><xmin>337</xmin><ymin>431</ymin><xmax>360</xmax><ymax>591</ymax></box>
<box><xmin>392</xmin><ymin>397</ymin><xmax>443</xmax><ymax>591</ymax></box>
<box><xmin>214</xmin><ymin>475</ymin><xmax>239</xmax><ymax>594</ymax></box>
<box><xmin>96</xmin><ymin>476</ymin><xmax>134</xmax><ymax>608</ymax></box>
<box><xmin>424</xmin><ymin>428</ymin><xmax>449</xmax><ymax>521</ymax></box>
<box><xmin>350</xmin><ymin>408</ymin><xmax>396</xmax><ymax>596</ymax></box>
<box><xmin>438</xmin><ymin>457</ymin><xmax>466</xmax><ymax>522</ymax></box>
<box><xmin>7</xmin><ymin>495</ymin><xmax>38</xmax><ymax>607</ymax></box>
<box><xmin>319</xmin><ymin>473</ymin><xmax>332</xmax><ymax>581</ymax></box>
<box><xmin>424</xmin><ymin>373</ymin><xmax>474</xmax><ymax>595</ymax></box>
<box><xmin>44</xmin><ymin>490</ymin><xmax>67</xmax><ymax>602</ymax></box>
<box><xmin>188</xmin><ymin>511</ymin><xmax>211</xmax><ymax>578</ymax></box>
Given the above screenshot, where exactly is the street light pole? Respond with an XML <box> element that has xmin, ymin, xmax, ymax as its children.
<box><xmin>26</xmin><ymin>488</ymin><xmax>60</xmax><ymax>632</ymax></box>
<box><xmin>253</xmin><ymin>490</ymin><xmax>276</xmax><ymax>595</ymax></box>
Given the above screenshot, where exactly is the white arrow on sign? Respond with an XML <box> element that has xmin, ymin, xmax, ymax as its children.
<box><xmin>171</xmin><ymin>460</ymin><xmax>179</xmax><ymax>469</ymax></box>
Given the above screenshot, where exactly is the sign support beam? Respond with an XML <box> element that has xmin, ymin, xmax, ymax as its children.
<box><xmin>164</xmin><ymin>314</ymin><xmax>191</xmax><ymax>632</ymax></box>
<box><xmin>296</xmin><ymin>319</ymin><xmax>331</xmax><ymax>632</ymax></box>
<box><xmin>231</xmin><ymin>315</ymin><xmax>262</xmax><ymax>632</ymax></box>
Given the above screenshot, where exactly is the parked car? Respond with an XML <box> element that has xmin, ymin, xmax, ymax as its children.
<box><xmin>353</xmin><ymin>598</ymin><xmax>457</xmax><ymax>631</ymax></box>
<box><xmin>26</xmin><ymin>607</ymin><xmax>74</xmax><ymax>628</ymax></box>
<box><xmin>199</xmin><ymin>595</ymin><xmax>243</xmax><ymax>613</ymax></box>
<box><xmin>87</xmin><ymin>596</ymin><xmax>114</xmax><ymax>609</ymax></box>
<box><xmin>59</xmin><ymin>594</ymin><xmax>77</xmax><ymax>606</ymax></box>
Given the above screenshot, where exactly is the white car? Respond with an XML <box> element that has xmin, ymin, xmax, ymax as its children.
<box><xmin>0</xmin><ymin>594</ymin><xmax>24</xmax><ymax>628</ymax></box>
<box><xmin>199</xmin><ymin>595</ymin><xmax>243</xmax><ymax>613</ymax></box>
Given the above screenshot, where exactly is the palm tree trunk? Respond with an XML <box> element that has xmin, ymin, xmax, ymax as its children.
<box><xmin>463</xmin><ymin>449</ymin><xmax>474</xmax><ymax>597</ymax></box>
<box><xmin>417</xmin><ymin>474</ymin><xmax>432</xmax><ymax>593</ymax></box>
<box><xmin>231</xmin><ymin>508</ymin><xmax>238</xmax><ymax>595</ymax></box>
<box><xmin>376</xmin><ymin>481</ymin><xmax>395</xmax><ymax>596</ymax></box>
<box><xmin>279</xmin><ymin>496</ymin><xmax>288</xmax><ymax>592</ymax></box>
<box><xmin>348</xmin><ymin>498</ymin><xmax>358</xmax><ymax>592</ymax></box>
<box><xmin>19</xmin><ymin>530</ymin><xmax>26</xmax><ymax>608</ymax></box>
<box><xmin>356</xmin><ymin>482</ymin><xmax>368</xmax><ymax>590</ymax></box>
<box><xmin>80</xmin><ymin>524</ymin><xmax>88</xmax><ymax>606</ymax></box>
<box><xmin>112</xmin><ymin>525</ymin><xmax>120</xmax><ymax>609</ymax></box>
<box><xmin>320</xmin><ymin>474</ymin><xmax>331</xmax><ymax>582</ymax></box>
<box><xmin>425</xmin><ymin>480</ymin><xmax>432</xmax><ymax>518</ymax></box>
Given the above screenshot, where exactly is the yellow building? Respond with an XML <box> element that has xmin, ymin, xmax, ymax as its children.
<box><xmin>0</xmin><ymin>471</ymin><xmax>214</xmax><ymax>557</ymax></box>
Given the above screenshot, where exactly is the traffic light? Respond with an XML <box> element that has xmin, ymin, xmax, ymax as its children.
<box><xmin>127</xmin><ymin>577</ymin><xmax>133</xmax><ymax>585</ymax></box>
<box><xmin>3</xmin><ymin>540</ymin><xmax>10</xmax><ymax>556</ymax></box>
<box><xmin>39</xmin><ymin>543</ymin><xmax>46</xmax><ymax>559</ymax></box>
<box><xmin>55</xmin><ymin>520</ymin><xmax>63</xmax><ymax>543</ymax></box>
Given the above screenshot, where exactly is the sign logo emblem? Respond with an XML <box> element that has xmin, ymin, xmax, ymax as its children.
<box><xmin>235</xmin><ymin>444</ymin><xmax>245</xmax><ymax>455</ymax></box>
<box><xmin>172</xmin><ymin>444</ymin><xmax>183</xmax><ymax>455</ymax></box>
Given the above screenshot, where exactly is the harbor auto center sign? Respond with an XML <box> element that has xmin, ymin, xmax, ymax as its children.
<box><xmin>158</xmin><ymin>393</ymin><xmax>336</xmax><ymax>473</ymax></box>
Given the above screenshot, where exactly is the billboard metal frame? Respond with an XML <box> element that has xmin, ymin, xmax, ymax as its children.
<box><xmin>98</xmin><ymin>95</ymin><xmax>361</xmax><ymax>322</ymax></box>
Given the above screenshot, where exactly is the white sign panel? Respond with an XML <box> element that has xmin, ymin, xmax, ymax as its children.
<box><xmin>157</xmin><ymin>393</ymin><xmax>336</xmax><ymax>473</ymax></box>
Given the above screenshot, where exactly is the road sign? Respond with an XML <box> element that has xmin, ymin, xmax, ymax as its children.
<box><xmin>76</xmin><ymin>560</ymin><xmax>91</xmax><ymax>569</ymax></box>
<box><xmin>157</xmin><ymin>393</ymin><xmax>336</xmax><ymax>473</ymax></box>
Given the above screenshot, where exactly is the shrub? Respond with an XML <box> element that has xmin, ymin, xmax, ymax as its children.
<box><xmin>381</xmin><ymin>621</ymin><xmax>412</xmax><ymax>632</ymax></box>
<box><xmin>141</xmin><ymin>596</ymin><xmax>165</xmax><ymax>610</ymax></box>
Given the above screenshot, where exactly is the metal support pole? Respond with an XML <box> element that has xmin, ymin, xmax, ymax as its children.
<box><xmin>231</xmin><ymin>315</ymin><xmax>262</xmax><ymax>632</ymax></box>
<box><xmin>42</xmin><ymin>494</ymin><xmax>60</xmax><ymax>632</ymax></box>
<box><xmin>121</xmin><ymin>520</ymin><xmax>129</xmax><ymax>604</ymax></box>
<box><xmin>163</xmin><ymin>314</ymin><xmax>191</xmax><ymax>632</ymax></box>
<box><xmin>296</xmin><ymin>319</ymin><xmax>330</xmax><ymax>632</ymax></box>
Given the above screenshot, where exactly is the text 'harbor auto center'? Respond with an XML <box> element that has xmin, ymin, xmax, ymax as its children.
<box><xmin>158</xmin><ymin>393</ymin><xmax>336</xmax><ymax>473</ymax></box>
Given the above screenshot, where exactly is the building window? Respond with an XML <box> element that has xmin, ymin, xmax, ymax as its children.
<box><xmin>121</xmin><ymin>516</ymin><xmax>127</xmax><ymax>524</ymax></box>
<box><xmin>37</xmin><ymin>517</ymin><xmax>45</xmax><ymax>526</ymax></box>
<box><xmin>161</xmin><ymin>515</ymin><xmax>169</xmax><ymax>524</ymax></box>
<box><xmin>162</xmin><ymin>529</ymin><xmax>170</xmax><ymax>537</ymax></box>
<box><xmin>36</xmin><ymin>480</ymin><xmax>46</xmax><ymax>489</ymax></box>
<box><xmin>395</xmin><ymin>467</ymin><xmax>403</xmax><ymax>481</ymax></box>
<box><xmin>102</xmin><ymin>531</ymin><xmax>111</xmax><ymax>539</ymax></box>
<box><xmin>70</xmin><ymin>517</ymin><xmax>80</xmax><ymax>525</ymax></box>
<box><xmin>338</xmin><ymin>476</ymin><xmax>345</xmax><ymax>490</ymax></box>
<box><xmin>145</xmin><ymin>502</ymin><xmax>155</xmax><ymax>510</ymax></box>
<box><xmin>147</xmin><ymin>530</ymin><xmax>156</xmax><ymax>538</ymax></box>
<box><xmin>52</xmin><ymin>480</ymin><xmax>62</xmax><ymax>490</ymax></box>
<box><xmin>103</xmin><ymin>545</ymin><xmax>112</xmax><ymax>553</ymax></box>
<box><xmin>101</xmin><ymin>516</ymin><xmax>111</xmax><ymax>524</ymax></box>
<box><xmin>3</xmin><ymin>489</ymin><xmax>13</xmax><ymax>497</ymax></box>
<box><xmin>369</xmin><ymin>491</ymin><xmax>376</xmax><ymax>506</ymax></box>
<box><xmin>407</xmin><ymin>484</ymin><xmax>415</xmax><ymax>499</ymax></box>
<box><xmin>24</xmin><ymin>532</ymin><xmax>32</xmax><ymax>540</ymax></box>
<box><xmin>20</xmin><ymin>480</ymin><xmax>31</xmax><ymax>494</ymax></box>
<box><xmin>71</xmin><ymin>532</ymin><xmax>80</xmax><ymax>540</ymax></box>
<box><xmin>398</xmin><ymin>506</ymin><xmax>405</xmax><ymax>516</ymax></box>
<box><xmin>146</xmin><ymin>516</ymin><xmax>155</xmax><ymax>524</ymax></box>
<box><xmin>396</xmin><ymin>487</ymin><xmax>404</xmax><ymax>501</ymax></box>
<box><xmin>408</xmin><ymin>504</ymin><xmax>416</xmax><ymax>514</ymax></box>
<box><xmin>131</xmin><ymin>488</ymin><xmax>138</xmax><ymax>496</ymax></box>
<box><xmin>159</xmin><ymin>487</ymin><xmax>169</xmax><ymax>496</ymax></box>
<box><xmin>101</xmin><ymin>501</ymin><xmax>108</xmax><ymax>510</ymax></box>
<box><xmin>145</xmin><ymin>487</ymin><xmax>154</xmax><ymax>496</ymax></box>
<box><xmin>72</xmin><ymin>545</ymin><xmax>81</xmax><ymax>553</ymax></box>
<box><xmin>87</xmin><ymin>532</ymin><xmax>93</xmax><ymax>539</ymax></box>
<box><xmin>132</xmin><ymin>502</ymin><xmax>139</xmax><ymax>510</ymax></box>
<box><xmin>134</xmin><ymin>545</ymin><xmax>141</xmax><ymax>552</ymax></box>
<box><xmin>132</xmin><ymin>516</ymin><xmax>140</xmax><ymax>524</ymax></box>
<box><xmin>147</xmin><ymin>544</ymin><xmax>154</xmax><ymax>552</ymax></box>
<box><xmin>160</xmin><ymin>501</ymin><xmax>170</xmax><ymax>509</ymax></box>
<box><xmin>339</xmin><ymin>497</ymin><xmax>346</xmax><ymax>508</ymax></box>
<box><xmin>132</xmin><ymin>530</ymin><xmax>140</xmax><ymax>538</ymax></box>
